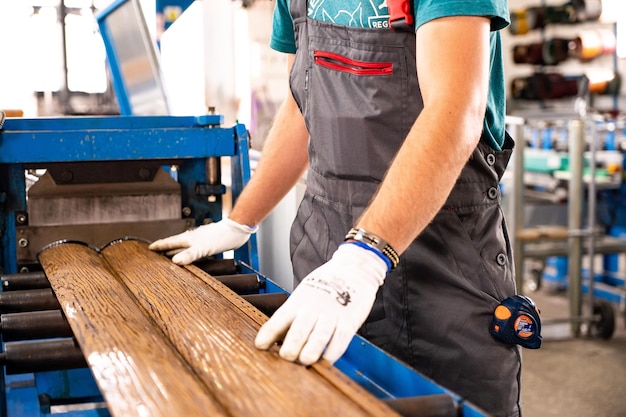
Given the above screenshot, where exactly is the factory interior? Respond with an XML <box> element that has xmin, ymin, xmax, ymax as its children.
<box><xmin>0</xmin><ymin>0</ymin><xmax>625</xmax><ymax>416</ymax></box>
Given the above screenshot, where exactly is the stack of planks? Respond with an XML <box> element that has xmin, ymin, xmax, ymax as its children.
<box><xmin>38</xmin><ymin>238</ymin><xmax>400</xmax><ymax>417</ymax></box>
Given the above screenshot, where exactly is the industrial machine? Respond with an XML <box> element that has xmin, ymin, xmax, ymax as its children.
<box><xmin>0</xmin><ymin>110</ymin><xmax>497</xmax><ymax>417</ymax></box>
<box><xmin>0</xmin><ymin>1</ymin><xmax>502</xmax><ymax>415</ymax></box>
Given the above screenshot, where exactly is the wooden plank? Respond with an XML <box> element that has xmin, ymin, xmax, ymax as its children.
<box><xmin>185</xmin><ymin>263</ymin><xmax>402</xmax><ymax>417</ymax></box>
<box><xmin>100</xmin><ymin>239</ymin><xmax>399</xmax><ymax>417</ymax></box>
<box><xmin>38</xmin><ymin>242</ymin><xmax>229</xmax><ymax>417</ymax></box>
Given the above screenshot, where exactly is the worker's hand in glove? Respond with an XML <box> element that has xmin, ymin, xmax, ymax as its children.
<box><xmin>254</xmin><ymin>242</ymin><xmax>388</xmax><ymax>365</ymax></box>
<box><xmin>148</xmin><ymin>218</ymin><xmax>257</xmax><ymax>265</ymax></box>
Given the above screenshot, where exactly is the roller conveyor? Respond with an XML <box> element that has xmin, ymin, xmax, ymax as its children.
<box><xmin>0</xmin><ymin>240</ymin><xmax>493</xmax><ymax>417</ymax></box>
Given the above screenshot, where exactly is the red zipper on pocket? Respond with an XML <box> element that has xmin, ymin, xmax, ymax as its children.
<box><xmin>313</xmin><ymin>51</ymin><xmax>393</xmax><ymax>75</ymax></box>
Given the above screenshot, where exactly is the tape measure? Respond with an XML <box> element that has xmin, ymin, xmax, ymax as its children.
<box><xmin>490</xmin><ymin>295</ymin><xmax>542</xmax><ymax>349</ymax></box>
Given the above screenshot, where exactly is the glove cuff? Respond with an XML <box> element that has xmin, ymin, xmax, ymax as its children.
<box><xmin>224</xmin><ymin>217</ymin><xmax>258</xmax><ymax>234</ymax></box>
<box><xmin>336</xmin><ymin>242</ymin><xmax>388</xmax><ymax>285</ymax></box>
<box><xmin>343</xmin><ymin>241</ymin><xmax>392</xmax><ymax>273</ymax></box>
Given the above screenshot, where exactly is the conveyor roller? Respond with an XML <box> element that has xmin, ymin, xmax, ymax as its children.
<box><xmin>1</xmin><ymin>271</ymin><xmax>50</xmax><ymax>291</ymax></box>
<box><xmin>0</xmin><ymin>288</ymin><xmax>61</xmax><ymax>313</ymax></box>
<box><xmin>0</xmin><ymin>310</ymin><xmax>73</xmax><ymax>341</ymax></box>
<box><xmin>242</xmin><ymin>293</ymin><xmax>288</xmax><ymax>317</ymax></box>
<box><xmin>0</xmin><ymin>338</ymin><xmax>86</xmax><ymax>375</ymax></box>
<box><xmin>215</xmin><ymin>273</ymin><xmax>263</xmax><ymax>295</ymax></box>
<box><xmin>194</xmin><ymin>258</ymin><xmax>239</xmax><ymax>276</ymax></box>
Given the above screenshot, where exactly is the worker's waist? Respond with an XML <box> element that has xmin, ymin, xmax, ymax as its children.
<box><xmin>305</xmin><ymin>169</ymin><xmax>379</xmax><ymax>207</ymax></box>
<box><xmin>307</xmin><ymin>165</ymin><xmax>503</xmax><ymax>211</ymax></box>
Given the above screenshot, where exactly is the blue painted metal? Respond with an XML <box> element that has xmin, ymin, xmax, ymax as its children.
<box><xmin>34</xmin><ymin>369</ymin><xmax>102</xmax><ymax>402</ymax></box>
<box><xmin>540</xmin><ymin>257</ymin><xmax>625</xmax><ymax>306</ymax></box>
<box><xmin>0</xmin><ymin>165</ymin><xmax>26</xmax><ymax>274</ymax></box>
<box><xmin>5</xmin><ymin>368</ymin><xmax>108</xmax><ymax>417</ymax></box>
<box><xmin>156</xmin><ymin>0</ymin><xmax>194</xmax><ymax>31</ymax></box>
<box><xmin>4</xmin><ymin>373</ymin><xmax>40</xmax><ymax>417</ymax></box>
<box><xmin>232</xmin><ymin>124</ymin><xmax>259</xmax><ymax>271</ymax></box>
<box><xmin>336</xmin><ymin>338</ymin><xmax>490</xmax><ymax>416</ymax></box>
<box><xmin>541</xmin><ymin>256</ymin><xmax>569</xmax><ymax>291</ymax></box>
<box><xmin>0</xmin><ymin>116</ymin><xmax>233</xmax><ymax>164</ymax></box>
<box><xmin>0</xmin><ymin>115</ymin><xmax>247</xmax><ymax>274</ymax></box>
<box><xmin>96</xmin><ymin>0</ymin><xmax>132</xmax><ymax>115</ymax></box>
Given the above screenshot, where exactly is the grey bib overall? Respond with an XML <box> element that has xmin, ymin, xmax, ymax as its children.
<box><xmin>287</xmin><ymin>2</ymin><xmax>521</xmax><ymax>416</ymax></box>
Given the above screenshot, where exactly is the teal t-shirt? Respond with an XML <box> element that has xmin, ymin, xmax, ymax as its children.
<box><xmin>269</xmin><ymin>0</ymin><xmax>510</xmax><ymax>151</ymax></box>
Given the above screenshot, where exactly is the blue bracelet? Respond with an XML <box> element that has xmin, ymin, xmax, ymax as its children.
<box><xmin>342</xmin><ymin>240</ymin><xmax>392</xmax><ymax>273</ymax></box>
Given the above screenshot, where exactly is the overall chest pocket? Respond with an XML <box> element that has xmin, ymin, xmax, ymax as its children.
<box><xmin>305</xmin><ymin>36</ymin><xmax>417</xmax><ymax>180</ymax></box>
<box><xmin>313</xmin><ymin>50</ymin><xmax>393</xmax><ymax>75</ymax></box>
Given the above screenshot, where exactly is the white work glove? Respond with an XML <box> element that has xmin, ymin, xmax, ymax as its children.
<box><xmin>254</xmin><ymin>242</ymin><xmax>387</xmax><ymax>365</ymax></box>
<box><xmin>148</xmin><ymin>218</ymin><xmax>257</xmax><ymax>265</ymax></box>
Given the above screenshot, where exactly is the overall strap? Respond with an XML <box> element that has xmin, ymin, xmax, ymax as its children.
<box><xmin>388</xmin><ymin>0</ymin><xmax>414</xmax><ymax>31</ymax></box>
<box><xmin>289</xmin><ymin>0</ymin><xmax>306</xmax><ymax>21</ymax></box>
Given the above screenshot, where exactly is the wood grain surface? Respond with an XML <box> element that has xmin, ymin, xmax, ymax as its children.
<box><xmin>40</xmin><ymin>239</ymin><xmax>400</xmax><ymax>417</ymax></box>
<box><xmin>38</xmin><ymin>242</ymin><xmax>228</xmax><ymax>417</ymax></box>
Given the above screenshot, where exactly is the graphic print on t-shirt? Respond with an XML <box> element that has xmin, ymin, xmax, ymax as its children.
<box><xmin>307</xmin><ymin>0</ymin><xmax>390</xmax><ymax>29</ymax></box>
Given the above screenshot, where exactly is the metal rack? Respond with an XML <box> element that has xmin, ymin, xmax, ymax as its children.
<box><xmin>508</xmin><ymin>115</ymin><xmax>626</xmax><ymax>339</ymax></box>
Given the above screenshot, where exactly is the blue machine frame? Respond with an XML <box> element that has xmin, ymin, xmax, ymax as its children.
<box><xmin>0</xmin><ymin>114</ymin><xmax>259</xmax><ymax>416</ymax></box>
<box><xmin>0</xmin><ymin>114</ymin><xmax>257</xmax><ymax>275</ymax></box>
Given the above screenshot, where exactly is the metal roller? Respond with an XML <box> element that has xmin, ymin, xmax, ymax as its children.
<box><xmin>0</xmin><ymin>288</ymin><xmax>61</xmax><ymax>313</ymax></box>
<box><xmin>242</xmin><ymin>293</ymin><xmax>289</xmax><ymax>317</ymax></box>
<box><xmin>0</xmin><ymin>310</ymin><xmax>73</xmax><ymax>342</ymax></box>
<box><xmin>1</xmin><ymin>271</ymin><xmax>50</xmax><ymax>291</ymax></box>
<box><xmin>383</xmin><ymin>394</ymin><xmax>459</xmax><ymax>417</ymax></box>
<box><xmin>193</xmin><ymin>258</ymin><xmax>238</xmax><ymax>276</ymax></box>
<box><xmin>0</xmin><ymin>338</ymin><xmax>87</xmax><ymax>375</ymax></box>
<box><xmin>215</xmin><ymin>274</ymin><xmax>263</xmax><ymax>295</ymax></box>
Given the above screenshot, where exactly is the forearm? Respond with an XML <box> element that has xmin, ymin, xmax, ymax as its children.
<box><xmin>229</xmin><ymin>92</ymin><xmax>309</xmax><ymax>227</ymax></box>
<box><xmin>356</xmin><ymin>106</ymin><xmax>480</xmax><ymax>254</ymax></box>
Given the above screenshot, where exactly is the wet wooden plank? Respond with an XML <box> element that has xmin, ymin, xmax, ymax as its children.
<box><xmin>101</xmin><ymin>239</ymin><xmax>399</xmax><ymax>417</ymax></box>
<box><xmin>38</xmin><ymin>242</ymin><xmax>229</xmax><ymax>417</ymax></box>
<box><xmin>184</xmin><ymin>263</ymin><xmax>402</xmax><ymax>416</ymax></box>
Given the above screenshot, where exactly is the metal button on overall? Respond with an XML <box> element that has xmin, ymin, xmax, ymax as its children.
<box><xmin>496</xmin><ymin>253</ymin><xmax>507</xmax><ymax>266</ymax></box>
<box><xmin>487</xmin><ymin>187</ymin><xmax>499</xmax><ymax>199</ymax></box>
<box><xmin>486</xmin><ymin>153</ymin><xmax>496</xmax><ymax>166</ymax></box>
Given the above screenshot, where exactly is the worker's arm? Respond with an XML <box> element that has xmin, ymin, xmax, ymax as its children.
<box><xmin>149</xmin><ymin>55</ymin><xmax>309</xmax><ymax>264</ymax></box>
<box><xmin>229</xmin><ymin>55</ymin><xmax>309</xmax><ymax>227</ymax></box>
<box><xmin>357</xmin><ymin>15</ymin><xmax>491</xmax><ymax>255</ymax></box>
<box><xmin>255</xmin><ymin>15</ymin><xmax>493</xmax><ymax>365</ymax></box>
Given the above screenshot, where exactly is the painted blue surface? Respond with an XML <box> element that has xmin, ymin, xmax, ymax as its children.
<box><xmin>5</xmin><ymin>370</ymin><xmax>108</xmax><ymax>417</ymax></box>
<box><xmin>0</xmin><ymin>116</ymin><xmax>232</xmax><ymax>164</ymax></box>
<box><xmin>35</xmin><ymin>369</ymin><xmax>101</xmax><ymax>401</ymax></box>
<box><xmin>0</xmin><ymin>115</ymin><xmax>247</xmax><ymax>274</ymax></box>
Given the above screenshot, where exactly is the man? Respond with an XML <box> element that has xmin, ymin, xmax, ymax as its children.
<box><xmin>150</xmin><ymin>1</ymin><xmax>520</xmax><ymax>416</ymax></box>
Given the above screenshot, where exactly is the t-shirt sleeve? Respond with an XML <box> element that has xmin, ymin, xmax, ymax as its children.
<box><xmin>415</xmin><ymin>0</ymin><xmax>510</xmax><ymax>32</ymax></box>
<box><xmin>269</xmin><ymin>0</ymin><xmax>297</xmax><ymax>53</ymax></box>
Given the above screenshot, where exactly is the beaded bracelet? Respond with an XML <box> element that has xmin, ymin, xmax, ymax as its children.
<box><xmin>344</xmin><ymin>228</ymin><xmax>399</xmax><ymax>271</ymax></box>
